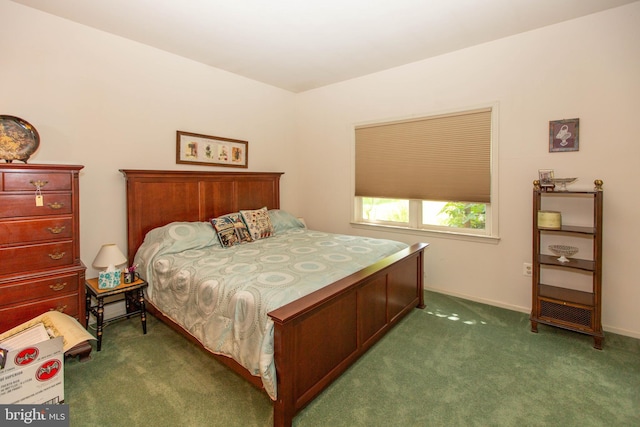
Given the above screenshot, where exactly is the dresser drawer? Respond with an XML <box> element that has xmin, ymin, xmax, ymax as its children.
<box><xmin>2</xmin><ymin>172</ymin><xmax>72</xmax><ymax>191</ymax></box>
<box><xmin>0</xmin><ymin>272</ymin><xmax>80</xmax><ymax>307</ymax></box>
<box><xmin>0</xmin><ymin>217</ymin><xmax>73</xmax><ymax>246</ymax></box>
<box><xmin>0</xmin><ymin>241</ymin><xmax>74</xmax><ymax>275</ymax></box>
<box><xmin>0</xmin><ymin>294</ymin><xmax>79</xmax><ymax>332</ymax></box>
<box><xmin>0</xmin><ymin>194</ymin><xmax>72</xmax><ymax>218</ymax></box>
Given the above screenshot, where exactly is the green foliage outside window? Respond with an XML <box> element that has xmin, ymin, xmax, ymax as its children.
<box><xmin>362</xmin><ymin>198</ymin><xmax>408</xmax><ymax>222</ymax></box>
<box><xmin>438</xmin><ymin>202</ymin><xmax>486</xmax><ymax>229</ymax></box>
<box><xmin>361</xmin><ymin>198</ymin><xmax>485</xmax><ymax>230</ymax></box>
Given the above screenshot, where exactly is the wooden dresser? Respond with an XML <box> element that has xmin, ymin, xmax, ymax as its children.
<box><xmin>0</xmin><ymin>164</ymin><xmax>86</xmax><ymax>332</ymax></box>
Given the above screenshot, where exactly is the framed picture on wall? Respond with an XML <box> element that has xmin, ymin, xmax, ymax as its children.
<box><xmin>176</xmin><ymin>131</ymin><xmax>248</xmax><ymax>168</ymax></box>
<box><xmin>549</xmin><ymin>118</ymin><xmax>579</xmax><ymax>152</ymax></box>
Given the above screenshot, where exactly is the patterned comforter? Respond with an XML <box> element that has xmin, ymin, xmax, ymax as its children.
<box><xmin>134</xmin><ymin>220</ymin><xmax>407</xmax><ymax>399</ymax></box>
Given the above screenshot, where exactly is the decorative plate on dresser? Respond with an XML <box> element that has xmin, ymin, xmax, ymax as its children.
<box><xmin>0</xmin><ymin>115</ymin><xmax>40</xmax><ymax>163</ymax></box>
<box><xmin>0</xmin><ymin>164</ymin><xmax>86</xmax><ymax>332</ymax></box>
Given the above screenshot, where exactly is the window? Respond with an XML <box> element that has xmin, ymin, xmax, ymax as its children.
<box><xmin>354</xmin><ymin>106</ymin><xmax>497</xmax><ymax>239</ymax></box>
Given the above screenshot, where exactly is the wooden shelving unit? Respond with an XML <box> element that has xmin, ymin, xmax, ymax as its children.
<box><xmin>530</xmin><ymin>179</ymin><xmax>604</xmax><ymax>349</ymax></box>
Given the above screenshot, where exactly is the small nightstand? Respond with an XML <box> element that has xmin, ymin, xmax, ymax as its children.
<box><xmin>85</xmin><ymin>275</ymin><xmax>148</xmax><ymax>351</ymax></box>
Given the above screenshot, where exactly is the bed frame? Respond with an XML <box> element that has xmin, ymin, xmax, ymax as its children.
<box><xmin>120</xmin><ymin>169</ymin><xmax>427</xmax><ymax>427</ymax></box>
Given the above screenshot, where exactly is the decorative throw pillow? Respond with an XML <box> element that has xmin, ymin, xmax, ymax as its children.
<box><xmin>240</xmin><ymin>207</ymin><xmax>274</xmax><ymax>241</ymax></box>
<box><xmin>210</xmin><ymin>213</ymin><xmax>252</xmax><ymax>248</ymax></box>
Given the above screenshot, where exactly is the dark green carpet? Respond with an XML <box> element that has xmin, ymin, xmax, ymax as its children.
<box><xmin>65</xmin><ymin>291</ymin><xmax>640</xmax><ymax>426</ymax></box>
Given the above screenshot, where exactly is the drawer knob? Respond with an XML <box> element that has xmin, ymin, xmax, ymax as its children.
<box><xmin>50</xmin><ymin>282</ymin><xmax>67</xmax><ymax>291</ymax></box>
<box><xmin>48</xmin><ymin>252</ymin><xmax>65</xmax><ymax>260</ymax></box>
<box><xmin>48</xmin><ymin>225</ymin><xmax>66</xmax><ymax>234</ymax></box>
<box><xmin>30</xmin><ymin>179</ymin><xmax>48</xmax><ymax>189</ymax></box>
<box><xmin>47</xmin><ymin>202</ymin><xmax>64</xmax><ymax>210</ymax></box>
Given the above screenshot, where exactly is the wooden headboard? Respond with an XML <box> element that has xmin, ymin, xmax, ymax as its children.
<box><xmin>119</xmin><ymin>170</ymin><xmax>284</xmax><ymax>263</ymax></box>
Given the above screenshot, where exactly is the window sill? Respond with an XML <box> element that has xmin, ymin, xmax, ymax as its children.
<box><xmin>350</xmin><ymin>222</ymin><xmax>501</xmax><ymax>244</ymax></box>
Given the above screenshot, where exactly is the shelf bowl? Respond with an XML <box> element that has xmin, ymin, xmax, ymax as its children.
<box><xmin>548</xmin><ymin>244</ymin><xmax>578</xmax><ymax>263</ymax></box>
<box><xmin>549</xmin><ymin>177</ymin><xmax>577</xmax><ymax>191</ymax></box>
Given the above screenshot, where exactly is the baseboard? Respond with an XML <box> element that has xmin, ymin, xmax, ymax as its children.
<box><xmin>424</xmin><ymin>286</ymin><xmax>640</xmax><ymax>340</ymax></box>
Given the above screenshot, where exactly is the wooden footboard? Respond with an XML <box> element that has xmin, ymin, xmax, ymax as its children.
<box><xmin>269</xmin><ymin>242</ymin><xmax>427</xmax><ymax>427</ymax></box>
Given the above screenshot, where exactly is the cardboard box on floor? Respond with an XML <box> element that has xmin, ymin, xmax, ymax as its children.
<box><xmin>0</xmin><ymin>334</ymin><xmax>64</xmax><ymax>404</ymax></box>
<box><xmin>0</xmin><ymin>311</ymin><xmax>96</xmax><ymax>405</ymax></box>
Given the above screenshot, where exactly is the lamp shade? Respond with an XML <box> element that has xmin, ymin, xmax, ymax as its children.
<box><xmin>92</xmin><ymin>243</ymin><xmax>127</xmax><ymax>270</ymax></box>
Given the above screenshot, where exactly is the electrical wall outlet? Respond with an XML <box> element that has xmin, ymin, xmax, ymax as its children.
<box><xmin>523</xmin><ymin>262</ymin><xmax>532</xmax><ymax>277</ymax></box>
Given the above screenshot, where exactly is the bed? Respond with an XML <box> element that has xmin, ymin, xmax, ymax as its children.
<box><xmin>120</xmin><ymin>169</ymin><xmax>428</xmax><ymax>427</ymax></box>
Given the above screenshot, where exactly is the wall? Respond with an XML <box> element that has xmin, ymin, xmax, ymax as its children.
<box><xmin>2</xmin><ymin>1</ymin><xmax>639</xmax><ymax>338</ymax></box>
<box><xmin>295</xmin><ymin>3</ymin><xmax>640</xmax><ymax>338</ymax></box>
<box><xmin>1</xmin><ymin>0</ymin><xmax>300</xmax><ymax>284</ymax></box>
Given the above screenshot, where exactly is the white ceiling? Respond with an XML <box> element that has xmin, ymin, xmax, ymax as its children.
<box><xmin>11</xmin><ymin>0</ymin><xmax>637</xmax><ymax>93</ymax></box>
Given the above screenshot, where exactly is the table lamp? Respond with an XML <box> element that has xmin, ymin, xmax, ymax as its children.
<box><xmin>92</xmin><ymin>243</ymin><xmax>127</xmax><ymax>289</ymax></box>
